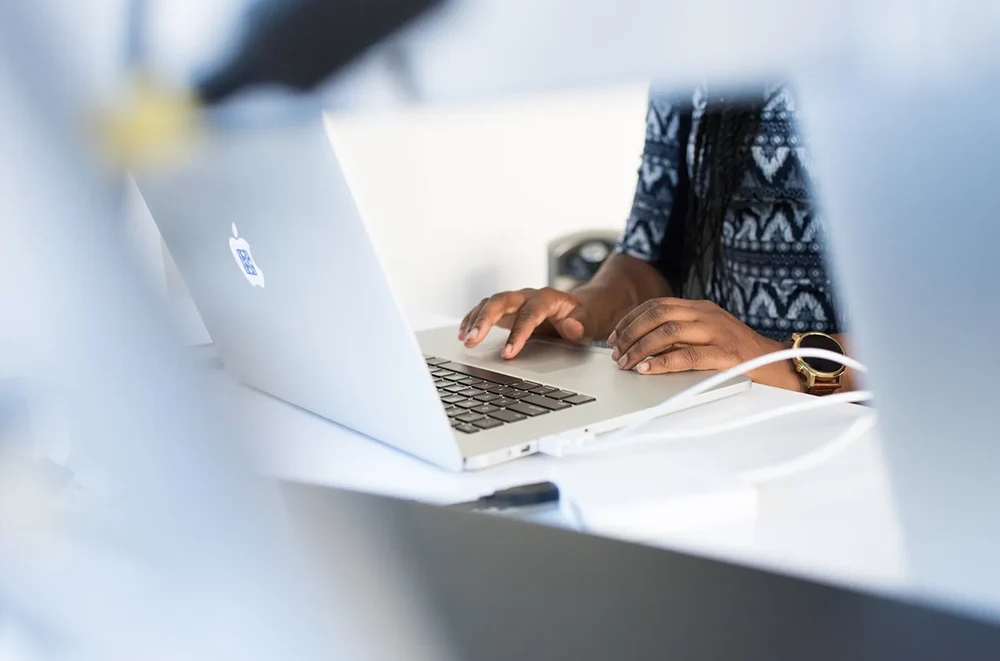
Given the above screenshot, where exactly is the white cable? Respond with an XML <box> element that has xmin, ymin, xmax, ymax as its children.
<box><xmin>738</xmin><ymin>412</ymin><xmax>878</xmax><ymax>484</ymax></box>
<box><xmin>605</xmin><ymin>348</ymin><xmax>867</xmax><ymax>443</ymax></box>
<box><xmin>538</xmin><ymin>347</ymin><xmax>868</xmax><ymax>458</ymax></box>
<box><xmin>559</xmin><ymin>389</ymin><xmax>873</xmax><ymax>456</ymax></box>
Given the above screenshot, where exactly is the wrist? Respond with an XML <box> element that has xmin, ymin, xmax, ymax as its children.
<box><xmin>749</xmin><ymin>339</ymin><xmax>806</xmax><ymax>392</ymax></box>
<box><xmin>570</xmin><ymin>283</ymin><xmax>635</xmax><ymax>339</ymax></box>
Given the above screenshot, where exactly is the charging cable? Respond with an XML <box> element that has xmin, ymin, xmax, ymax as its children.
<box><xmin>539</xmin><ymin>348</ymin><xmax>869</xmax><ymax>459</ymax></box>
<box><xmin>737</xmin><ymin>412</ymin><xmax>877</xmax><ymax>484</ymax></box>
<box><xmin>445</xmin><ymin>481</ymin><xmax>561</xmax><ymax>513</ymax></box>
<box><xmin>553</xmin><ymin>388</ymin><xmax>874</xmax><ymax>457</ymax></box>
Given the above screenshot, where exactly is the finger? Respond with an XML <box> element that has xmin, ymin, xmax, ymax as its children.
<box><xmin>608</xmin><ymin>298</ymin><xmax>699</xmax><ymax>347</ymax></box>
<box><xmin>466</xmin><ymin>292</ymin><xmax>525</xmax><ymax>347</ymax></box>
<box><xmin>503</xmin><ymin>298</ymin><xmax>560</xmax><ymax>358</ymax></box>
<box><xmin>610</xmin><ymin>300</ymin><xmax>700</xmax><ymax>358</ymax></box>
<box><xmin>635</xmin><ymin>345</ymin><xmax>732</xmax><ymax>374</ymax></box>
<box><xmin>555</xmin><ymin>317</ymin><xmax>586</xmax><ymax>343</ymax></box>
<box><xmin>616</xmin><ymin>321</ymin><xmax>716</xmax><ymax>371</ymax></box>
<box><xmin>552</xmin><ymin>304</ymin><xmax>595</xmax><ymax>343</ymax></box>
<box><xmin>459</xmin><ymin>299</ymin><xmax>487</xmax><ymax>340</ymax></box>
<box><xmin>606</xmin><ymin>299</ymin><xmax>659</xmax><ymax>345</ymax></box>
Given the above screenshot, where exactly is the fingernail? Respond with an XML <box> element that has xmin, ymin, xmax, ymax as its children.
<box><xmin>502</xmin><ymin>344</ymin><xmax>513</xmax><ymax>358</ymax></box>
<box><xmin>608</xmin><ymin>331</ymin><xmax>617</xmax><ymax>344</ymax></box>
<box><xmin>617</xmin><ymin>355</ymin><xmax>628</xmax><ymax>368</ymax></box>
<box><xmin>467</xmin><ymin>328</ymin><xmax>479</xmax><ymax>342</ymax></box>
<box><xmin>637</xmin><ymin>362</ymin><xmax>650</xmax><ymax>374</ymax></box>
<box><xmin>611</xmin><ymin>348</ymin><xmax>620</xmax><ymax>360</ymax></box>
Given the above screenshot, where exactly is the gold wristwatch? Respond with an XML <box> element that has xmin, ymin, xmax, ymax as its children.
<box><xmin>791</xmin><ymin>332</ymin><xmax>846</xmax><ymax>395</ymax></box>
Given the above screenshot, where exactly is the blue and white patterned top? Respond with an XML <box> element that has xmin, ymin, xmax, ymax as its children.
<box><xmin>617</xmin><ymin>85</ymin><xmax>844</xmax><ymax>341</ymax></box>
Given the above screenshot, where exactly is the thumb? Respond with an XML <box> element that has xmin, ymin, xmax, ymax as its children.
<box><xmin>554</xmin><ymin>307</ymin><xmax>594</xmax><ymax>344</ymax></box>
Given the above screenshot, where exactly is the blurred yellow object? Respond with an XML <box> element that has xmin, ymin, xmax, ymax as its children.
<box><xmin>97</xmin><ymin>75</ymin><xmax>202</xmax><ymax>170</ymax></box>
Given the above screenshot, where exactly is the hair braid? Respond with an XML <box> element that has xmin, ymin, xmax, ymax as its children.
<box><xmin>681</xmin><ymin>92</ymin><xmax>764</xmax><ymax>301</ymax></box>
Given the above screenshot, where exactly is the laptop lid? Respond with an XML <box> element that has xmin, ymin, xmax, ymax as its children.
<box><xmin>134</xmin><ymin>114</ymin><xmax>461</xmax><ymax>470</ymax></box>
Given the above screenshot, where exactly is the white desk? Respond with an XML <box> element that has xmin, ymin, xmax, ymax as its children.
<box><xmin>200</xmin><ymin>311</ymin><xmax>908</xmax><ymax>598</ymax></box>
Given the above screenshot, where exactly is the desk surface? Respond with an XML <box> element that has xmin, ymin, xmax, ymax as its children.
<box><xmin>200</xmin><ymin>310</ymin><xmax>906</xmax><ymax>597</ymax></box>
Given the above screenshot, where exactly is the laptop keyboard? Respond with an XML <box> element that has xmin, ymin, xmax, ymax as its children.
<box><xmin>425</xmin><ymin>356</ymin><xmax>596</xmax><ymax>434</ymax></box>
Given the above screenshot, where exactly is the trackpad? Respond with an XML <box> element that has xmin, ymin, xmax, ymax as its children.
<box><xmin>470</xmin><ymin>337</ymin><xmax>599</xmax><ymax>375</ymax></box>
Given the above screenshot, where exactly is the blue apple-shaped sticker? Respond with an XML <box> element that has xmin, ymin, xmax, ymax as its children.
<box><xmin>229</xmin><ymin>222</ymin><xmax>265</xmax><ymax>287</ymax></box>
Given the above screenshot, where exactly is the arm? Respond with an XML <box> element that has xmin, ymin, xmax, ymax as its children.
<box><xmin>571</xmin><ymin>91</ymin><xmax>692</xmax><ymax>338</ymax></box>
<box><xmin>569</xmin><ymin>254</ymin><xmax>671</xmax><ymax>340</ymax></box>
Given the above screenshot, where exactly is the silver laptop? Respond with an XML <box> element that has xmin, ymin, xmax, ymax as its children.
<box><xmin>134</xmin><ymin>114</ymin><xmax>748</xmax><ymax>471</ymax></box>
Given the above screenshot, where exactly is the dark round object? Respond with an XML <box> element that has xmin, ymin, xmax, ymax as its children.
<box><xmin>798</xmin><ymin>333</ymin><xmax>845</xmax><ymax>374</ymax></box>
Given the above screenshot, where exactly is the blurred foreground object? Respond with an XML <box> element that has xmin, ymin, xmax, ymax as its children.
<box><xmin>0</xmin><ymin>5</ymin><xmax>452</xmax><ymax>660</ymax></box>
<box><xmin>101</xmin><ymin>0</ymin><xmax>445</xmax><ymax>167</ymax></box>
<box><xmin>97</xmin><ymin>75</ymin><xmax>201</xmax><ymax>168</ymax></box>
<box><xmin>195</xmin><ymin>0</ymin><xmax>447</xmax><ymax>104</ymax></box>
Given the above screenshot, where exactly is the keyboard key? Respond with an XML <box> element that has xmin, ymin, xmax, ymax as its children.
<box><xmin>502</xmin><ymin>389</ymin><xmax>530</xmax><ymax>399</ymax></box>
<box><xmin>457</xmin><ymin>377</ymin><xmax>479</xmax><ymax>386</ymax></box>
<box><xmin>468</xmin><ymin>380</ymin><xmax>492</xmax><ymax>390</ymax></box>
<box><xmin>473</xmin><ymin>417</ymin><xmax>504</xmax><ymax>430</ymax></box>
<box><xmin>458</xmin><ymin>388</ymin><xmax>480</xmax><ymax>397</ymax></box>
<box><xmin>547</xmin><ymin>390</ymin><xmax>576</xmax><ymax>400</ymax></box>
<box><xmin>426</xmin><ymin>357</ymin><xmax>448</xmax><ymax>366</ymax></box>
<box><xmin>453</xmin><ymin>423</ymin><xmax>479</xmax><ymax>434</ymax></box>
<box><xmin>565</xmin><ymin>394</ymin><xmax>596</xmax><ymax>405</ymax></box>
<box><xmin>488</xmin><ymin>409</ymin><xmax>527</xmax><ymax>423</ymax></box>
<box><xmin>444</xmin><ymin>384</ymin><xmax>468</xmax><ymax>393</ymax></box>
<box><xmin>437</xmin><ymin>362</ymin><xmax>521</xmax><ymax>385</ymax></box>
<box><xmin>455</xmin><ymin>399</ymin><xmax>481</xmax><ymax>409</ymax></box>
<box><xmin>492</xmin><ymin>397</ymin><xmax>519</xmax><ymax>408</ymax></box>
<box><xmin>529</xmin><ymin>385</ymin><xmax>558</xmax><ymax>396</ymax></box>
<box><xmin>433</xmin><ymin>379</ymin><xmax>448</xmax><ymax>387</ymax></box>
<box><xmin>441</xmin><ymin>394</ymin><xmax>465</xmax><ymax>404</ymax></box>
<box><xmin>471</xmin><ymin>404</ymin><xmax>500</xmax><ymax>415</ymax></box>
<box><xmin>521</xmin><ymin>394</ymin><xmax>570</xmax><ymax>411</ymax></box>
<box><xmin>456</xmin><ymin>412</ymin><xmax>485</xmax><ymax>424</ymax></box>
<box><xmin>486</xmin><ymin>385</ymin><xmax>507</xmax><ymax>395</ymax></box>
<box><xmin>431</xmin><ymin>369</ymin><xmax>450</xmax><ymax>377</ymax></box>
<box><xmin>444</xmin><ymin>373</ymin><xmax>467</xmax><ymax>382</ymax></box>
<box><xmin>474</xmin><ymin>392</ymin><xmax>501</xmax><ymax>403</ymax></box>
<box><xmin>445</xmin><ymin>406</ymin><xmax>463</xmax><ymax>417</ymax></box>
<box><xmin>507</xmin><ymin>402</ymin><xmax>549</xmax><ymax>417</ymax></box>
<box><xmin>510</xmin><ymin>380</ymin><xmax>539</xmax><ymax>390</ymax></box>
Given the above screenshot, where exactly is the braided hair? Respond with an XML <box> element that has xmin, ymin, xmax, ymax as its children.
<box><xmin>681</xmin><ymin>92</ymin><xmax>765</xmax><ymax>301</ymax></box>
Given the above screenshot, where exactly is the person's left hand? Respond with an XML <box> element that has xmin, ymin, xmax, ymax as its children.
<box><xmin>607</xmin><ymin>297</ymin><xmax>800</xmax><ymax>389</ymax></box>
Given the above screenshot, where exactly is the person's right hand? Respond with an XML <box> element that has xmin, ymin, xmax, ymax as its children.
<box><xmin>459</xmin><ymin>288</ymin><xmax>596</xmax><ymax>359</ymax></box>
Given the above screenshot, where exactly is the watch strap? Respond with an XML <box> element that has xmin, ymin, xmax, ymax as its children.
<box><xmin>808</xmin><ymin>379</ymin><xmax>841</xmax><ymax>396</ymax></box>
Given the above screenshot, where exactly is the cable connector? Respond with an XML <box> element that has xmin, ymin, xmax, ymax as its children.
<box><xmin>538</xmin><ymin>431</ymin><xmax>596</xmax><ymax>458</ymax></box>
<box><xmin>447</xmin><ymin>481</ymin><xmax>561</xmax><ymax>512</ymax></box>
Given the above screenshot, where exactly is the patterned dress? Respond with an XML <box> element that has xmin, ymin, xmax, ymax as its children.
<box><xmin>616</xmin><ymin>85</ymin><xmax>844</xmax><ymax>342</ymax></box>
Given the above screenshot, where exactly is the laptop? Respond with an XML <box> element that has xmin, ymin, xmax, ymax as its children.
<box><xmin>134</xmin><ymin>114</ymin><xmax>749</xmax><ymax>471</ymax></box>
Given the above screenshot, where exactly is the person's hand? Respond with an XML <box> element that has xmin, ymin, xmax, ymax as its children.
<box><xmin>459</xmin><ymin>288</ymin><xmax>597</xmax><ymax>359</ymax></box>
<box><xmin>607</xmin><ymin>297</ymin><xmax>799</xmax><ymax>388</ymax></box>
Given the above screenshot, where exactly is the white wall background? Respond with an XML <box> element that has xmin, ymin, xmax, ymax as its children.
<box><xmin>324</xmin><ymin>83</ymin><xmax>648</xmax><ymax>318</ymax></box>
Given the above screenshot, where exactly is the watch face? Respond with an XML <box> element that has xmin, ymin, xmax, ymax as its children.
<box><xmin>798</xmin><ymin>333</ymin><xmax>844</xmax><ymax>374</ymax></box>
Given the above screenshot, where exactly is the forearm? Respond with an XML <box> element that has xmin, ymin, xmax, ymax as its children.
<box><xmin>571</xmin><ymin>254</ymin><xmax>672</xmax><ymax>339</ymax></box>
